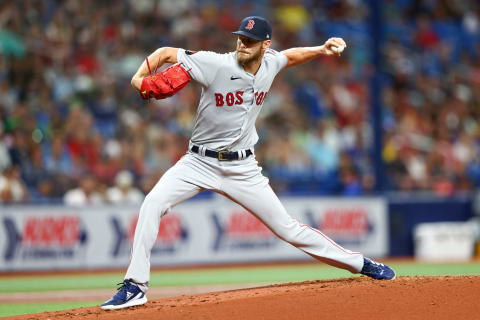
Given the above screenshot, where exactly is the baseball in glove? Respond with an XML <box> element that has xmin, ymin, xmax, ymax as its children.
<box><xmin>140</xmin><ymin>57</ymin><xmax>191</xmax><ymax>100</ymax></box>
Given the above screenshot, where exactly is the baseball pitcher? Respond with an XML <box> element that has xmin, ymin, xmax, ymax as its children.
<box><xmin>101</xmin><ymin>16</ymin><xmax>395</xmax><ymax>310</ymax></box>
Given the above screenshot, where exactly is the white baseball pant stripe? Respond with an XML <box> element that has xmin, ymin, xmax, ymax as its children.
<box><xmin>125</xmin><ymin>152</ymin><xmax>364</xmax><ymax>286</ymax></box>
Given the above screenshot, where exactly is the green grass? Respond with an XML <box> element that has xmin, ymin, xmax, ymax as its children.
<box><xmin>0</xmin><ymin>301</ymin><xmax>99</xmax><ymax>317</ymax></box>
<box><xmin>2</xmin><ymin>261</ymin><xmax>480</xmax><ymax>294</ymax></box>
<box><xmin>0</xmin><ymin>265</ymin><xmax>351</xmax><ymax>294</ymax></box>
<box><xmin>393</xmin><ymin>261</ymin><xmax>480</xmax><ymax>276</ymax></box>
<box><xmin>1</xmin><ymin>261</ymin><xmax>479</xmax><ymax>317</ymax></box>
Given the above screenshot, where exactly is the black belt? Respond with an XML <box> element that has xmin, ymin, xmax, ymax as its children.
<box><xmin>191</xmin><ymin>145</ymin><xmax>253</xmax><ymax>161</ymax></box>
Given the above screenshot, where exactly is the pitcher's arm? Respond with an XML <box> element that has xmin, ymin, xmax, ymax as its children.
<box><xmin>131</xmin><ymin>47</ymin><xmax>179</xmax><ymax>90</ymax></box>
<box><xmin>281</xmin><ymin>37</ymin><xmax>346</xmax><ymax>69</ymax></box>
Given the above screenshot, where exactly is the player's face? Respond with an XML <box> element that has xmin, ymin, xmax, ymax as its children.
<box><xmin>236</xmin><ymin>36</ymin><xmax>263</xmax><ymax>65</ymax></box>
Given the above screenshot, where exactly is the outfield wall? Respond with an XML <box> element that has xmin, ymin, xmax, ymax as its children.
<box><xmin>388</xmin><ymin>195</ymin><xmax>474</xmax><ymax>256</ymax></box>
<box><xmin>0</xmin><ymin>196</ymin><xmax>387</xmax><ymax>271</ymax></box>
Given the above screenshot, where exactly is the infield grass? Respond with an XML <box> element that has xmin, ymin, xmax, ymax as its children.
<box><xmin>1</xmin><ymin>260</ymin><xmax>479</xmax><ymax>317</ymax></box>
<box><xmin>0</xmin><ymin>301</ymin><xmax>99</xmax><ymax>317</ymax></box>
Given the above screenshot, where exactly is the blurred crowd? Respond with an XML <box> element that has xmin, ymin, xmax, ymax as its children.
<box><xmin>381</xmin><ymin>1</ymin><xmax>480</xmax><ymax>196</ymax></box>
<box><xmin>0</xmin><ymin>0</ymin><xmax>479</xmax><ymax>204</ymax></box>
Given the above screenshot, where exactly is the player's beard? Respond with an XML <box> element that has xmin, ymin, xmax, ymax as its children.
<box><xmin>236</xmin><ymin>46</ymin><xmax>262</xmax><ymax>66</ymax></box>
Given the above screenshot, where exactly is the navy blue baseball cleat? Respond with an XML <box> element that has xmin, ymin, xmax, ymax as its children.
<box><xmin>360</xmin><ymin>257</ymin><xmax>396</xmax><ymax>280</ymax></box>
<box><xmin>101</xmin><ymin>279</ymin><xmax>147</xmax><ymax>310</ymax></box>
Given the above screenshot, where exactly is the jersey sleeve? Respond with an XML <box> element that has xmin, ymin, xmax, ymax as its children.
<box><xmin>266</xmin><ymin>49</ymin><xmax>288</xmax><ymax>75</ymax></box>
<box><xmin>177</xmin><ymin>49</ymin><xmax>223</xmax><ymax>87</ymax></box>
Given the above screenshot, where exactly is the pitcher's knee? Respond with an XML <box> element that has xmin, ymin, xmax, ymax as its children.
<box><xmin>270</xmin><ymin>223</ymin><xmax>299</xmax><ymax>243</ymax></box>
<box><xmin>141</xmin><ymin>193</ymin><xmax>171</xmax><ymax>217</ymax></box>
<box><xmin>272</xmin><ymin>216</ymin><xmax>312</xmax><ymax>243</ymax></box>
<box><xmin>278</xmin><ymin>231</ymin><xmax>297</xmax><ymax>243</ymax></box>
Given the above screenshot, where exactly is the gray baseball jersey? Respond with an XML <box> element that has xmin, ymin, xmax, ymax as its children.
<box><xmin>177</xmin><ymin>48</ymin><xmax>287</xmax><ymax>151</ymax></box>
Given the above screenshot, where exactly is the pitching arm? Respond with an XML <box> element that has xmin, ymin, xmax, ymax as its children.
<box><xmin>280</xmin><ymin>37</ymin><xmax>346</xmax><ymax>69</ymax></box>
<box><xmin>131</xmin><ymin>47</ymin><xmax>179</xmax><ymax>91</ymax></box>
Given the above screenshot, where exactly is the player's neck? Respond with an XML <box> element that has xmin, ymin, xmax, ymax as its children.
<box><xmin>242</xmin><ymin>57</ymin><xmax>262</xmax><ymax>75</ymax></box>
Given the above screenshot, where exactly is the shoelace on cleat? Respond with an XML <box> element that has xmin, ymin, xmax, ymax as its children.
<box><xmin>363</xmin><ymin>260</ymin><xmax>385</xmax><ymax>275</ymax></box>
<box><xmin>370</xmin><ymin>260</ymin><xmax>385</xmax><ymax>267</ymax></box>
<box><xmin>114</xmin><ymin>280</ymin><xmax>130</xmax><ymax>297</ymax></box>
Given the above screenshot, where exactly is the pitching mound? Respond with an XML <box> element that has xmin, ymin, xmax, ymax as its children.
<box><xmin>11</xmin><ymin>276</ymin><xmax>480</xmax><ymax>320</ymax></box>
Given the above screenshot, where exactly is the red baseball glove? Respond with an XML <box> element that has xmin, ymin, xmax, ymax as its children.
<box><xmin>139</xmin><ymin>57</ymin><xmax>191</xmax><ymax>100</ymax></box>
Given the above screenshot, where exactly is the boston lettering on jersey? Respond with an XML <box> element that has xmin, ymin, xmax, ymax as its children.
<box><xmin>215</xmin><ymin>91</ymin><xmax>267</xmax><ymax>107</ymax></box>
<box><xmin>176</xmin><ymin>48</ymin><xmax>287</xmax><ymax>150</ymax></box>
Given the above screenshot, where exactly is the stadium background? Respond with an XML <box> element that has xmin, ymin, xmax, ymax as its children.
<box><xmin>1</xmin><ymin>0</ymin><xmax>480</xmax><ymax>317</ymax></box>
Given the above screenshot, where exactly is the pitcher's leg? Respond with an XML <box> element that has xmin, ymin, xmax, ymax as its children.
<box><xmin>222</xmin><ymin>170</ymin><xmax>363</xmax><ymax>273</ymax></box>
<box><xmin>125</xmin><ymin>155</ymin><xmax>217</xmax><ymax>285</ymax></box>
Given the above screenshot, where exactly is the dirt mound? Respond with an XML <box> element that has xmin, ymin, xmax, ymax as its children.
<box><xmin>10</xmin><ymin>276</ymin><xmax>480</xmax><ymax>320</ymax></box>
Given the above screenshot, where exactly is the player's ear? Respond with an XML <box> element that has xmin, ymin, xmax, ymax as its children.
<box><xmin>262</xmin><ymin>40</ymin><xmax>271</xmax><ymax>50</ymax></box>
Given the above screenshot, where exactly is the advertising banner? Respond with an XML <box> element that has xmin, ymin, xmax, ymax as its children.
<box><xmin>0</xmin><ymin>196</ymin><xmax>387</xmax><ymax>271</ymax></box>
